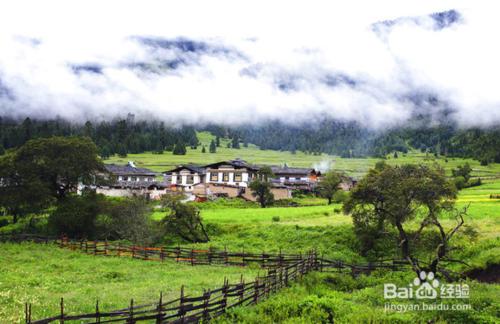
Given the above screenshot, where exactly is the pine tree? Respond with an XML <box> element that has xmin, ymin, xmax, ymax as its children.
<box><xmin>201</xmin><ymin>145</ymin><xmax>206</xmax><ymax>153</ymax></box>
<box><xmin>231</xmin><ymin>136</ymin><xmax>240</xmax><ymax>149</ymax></box>
<box><xmin>215</xmin><ymin>136</ymin><xmax>220</xmax><ymax>147</ymax></box>
<box><xmin>173</xmin><ymin>141</ymin><xmax>187</xmax><ymax>155</ymax></box>
<box><xmin>209</xmin><ymin>140</ymin><xmax>217</xmax><ymax>153</ymax></box>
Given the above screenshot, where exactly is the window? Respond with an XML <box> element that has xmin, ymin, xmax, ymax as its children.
<box><xmin>118</xmin><ymin>176</ymin><xmax>123</xmax><ymax>181</ymax></box>
<box><xmin>223</xmin><ymin>173</ymin><xmax>229</xmax><ymax>182</ymax></box>
<box><xmin>210</xmin><ymin>172</ymin><xmax>218</xmax><ymax>181</ymax></box>
<box><xmin>234</xmin><ymin>173</ymin><xmax>242</xmax><ymax>182</ymax></box>
<box><xmin>186</xmin><ymin>176</ymin><xmax>194</xmax><ymax>184</ymax></box>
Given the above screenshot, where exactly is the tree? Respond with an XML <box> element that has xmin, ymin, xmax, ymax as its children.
<box><xmin>452</xmin><ymin>163</ymin><xmax>472</xmax><ymax>182</ymax></box>
<box><xmin>0</xmin><ymin>153</ymin><xmax>52</xmax><ymax>223</ymax></box>
<box><xmin>317</xmin><ymin>171</ymin><xmax>342</xmax><ymax>205</ymax></box>
<box><xmin>106</xmin><ymin>197</ymin><xmax>157</xmax><ymax>245</ymax></box>
<box><xmin>231</xmin><ymin>136</ymin><xmax>240</xmax><ymax>149</ymax></box>
<box><xmin>173</xmin><ymin>141</ymin><xmax>187</xmax><ymax>155</ymax></box>
<box><xmin>249</xmin><ymin>167</ymin><xmax>275</xmax><ymax>208</ymax></box>
<box><xmin>201</xmin><ymin>145</ymin><xmax>206</xmax><ymax>153</ymax></box>
<box><xmin>215</xmin><ymin>136</ymin><xmax>220</xmax><ymax>147</ymax></box>
<box><xmin>13</xmin><ymin>137</ymin><xmax>105</xmax><ymax>200</ymax></box>
<box><xmin>48</xmin><ymin>191</ymin><xmax>106</xmax><ymax>238</ymax></box>
<box><xmin>209</xmin><ymin>140</ymin><xmax>217</xmax><ymax>153</ymax></box>
<box><xmin>0</xmin><ymin>145</ymin><xmax>4</xmax><ymax>156</ymax></box>
<box><xmin>344</xmin><ymin>163</ymin><xmax>464</xmax><ymax>277</ymax></box>
<box><xmin>160</xmin><ymin>194</ymin><xmax>209</xmax><ymax>243</ymax></box>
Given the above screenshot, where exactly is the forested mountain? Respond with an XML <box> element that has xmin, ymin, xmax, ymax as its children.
<box><xmin>1</xmin><ymin>115</ymin><xmax>499</xmax><ymax>164</ymax></box>
<box><xmin>0</xmin><ymin>115</ymin><xmax>198</xmax><ymax>158</ymax></box>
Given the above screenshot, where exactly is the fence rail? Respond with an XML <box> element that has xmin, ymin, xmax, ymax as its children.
<box><xmin>26</xmin><ymin>252</ymin><xmax>319</xmax><ymax>323</ymax></box>
<box><xmin>0</xmin><ymin>234</ymin><xmax>411</xmax><ymax>323</ymax></box>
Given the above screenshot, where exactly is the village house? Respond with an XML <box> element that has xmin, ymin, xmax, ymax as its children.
<box><xmin>270</xmin><ymin>165</ymin><xmax>321</xmax><ymax>191</ymax></box>
<box><xmin>164</xmin><ymin>164</ymin><xmax>206</xmax><ymax>192</ymax></box>
<box><xmin>205</xmin><ymin>159</ymin><xmax>259</xmax><ymax>187</ymax></box>
<box><xmin>96</xmin><ymin>162</ymin><xmax>168</xmax><ymax>200</ymax></box>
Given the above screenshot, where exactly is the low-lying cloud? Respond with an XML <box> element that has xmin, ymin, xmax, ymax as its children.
<box><xmin>0</xmin><ymin>0</ymin><xmax>499</xmax><ymax>128</ymax></box>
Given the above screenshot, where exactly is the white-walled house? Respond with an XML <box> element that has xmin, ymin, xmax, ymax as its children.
<box><xmin>95</xmin><ymin>162</ymin><xmax>168</xmax><ymax>199</ymax></box>
<box><xmin>163</xmin><ymin>165</ymin><xmax>206</xmax><ymax>192</ymax></box>
<box><xmin>204</xmin><ymin>159</ymin><xmax>259</xmax><ymax>187</ymax></box>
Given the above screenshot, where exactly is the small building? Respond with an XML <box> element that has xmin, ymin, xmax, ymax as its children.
<box><xmin>96</xmin><ymin>162</ymin><xmax>168</xmax><ymax>200</ymax></box>
<box><xmin>204</xmin><ymin>159</ymin><xmax>259</xmax><ymax>187</ymax></box>
<box><xmin>163</xmin><ymin>164</ymin><xmax>206</xmax><ymax>192</ymax></box>
<box><xmin>105</xmin><ymin>162</ymin><xmax>157</xmax><ymax>184</ymax></box>
<box><xmin>270</xmin><ymin>165</ymin><xmax>321</xmax><ymax>191</ymax></box>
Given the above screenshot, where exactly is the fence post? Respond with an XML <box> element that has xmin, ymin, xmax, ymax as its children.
<box><xmin>179</xmin><ymin>285</ymin><xmax>185</xmax><ymax>323</ymax></box>
<box><xmin>128</xmin><ymin>299</ymin><xmax>134</xmax><ymax>324</ymax></box>
<box><xmin>285</xmin><ymin>266</ymin><xmax>289</xmax><ymax>286</ymax></box>
<box><xmin>160</xmin><ymin>247</ymin><xmax>164</xmax><ymax>262</ymax></box>
<box><xmin>93</xmin><ymin>241</ymin><xmax>97</xmax><ymax>255</ymax></box>
<box><xmin>224</xmin><ymin>246</ymin><xmax>228</xmax><ymax>266</ymax></box>
<box><xmin>176</xmin><ymin>245</ymin><xmax>180</xmax><ymax>262</ymax></box>
<box><xmin>144</xmin><ymin>246</ymin><xmax>148</xmax><ymax>261</ymax></box>
<box><xmin>191</xmin><ymin>249</ymin><xmax>194</xmax><ymax>266</ymax></box>
<box><xmin>156</xmin><ymin>292</ymin><xmax>163</xmax><ymax>324</ymax></box>
<box><xmin>203</xmin><ymin>289</ymin><xmax>210</xmax><ymax>322</ymax></box>
<box><xmin>85</xmin><ymin>240</ymin><xmax>88</xmax><ymax>253</ymax></box>
<box><xmin>239</xmin><ymin>275</ymin><xmax>244</xmax><ymax>302</ymax></box>
<box><xmin>222</xmin><ymin>278</ymin><xmax>228</xmax><ymax>314</ymax></box>
<box><xmin>95</xmin><ymin>299</ymin><xmax>100</xmax><ymax>323</ymax></box>
<box><xmin>253</xmin><ymin>278</ymin><xmax>259</xmax><ymax>304</ymax></box>
<box><xmin>132</xmin><ymin>246</ymin><xmax>135</xmax><ymax>259</ymax></box>
<box><xmin>59</xmin><ymin>297</ymin><xmax>64</xmax><ymax>324</ymax></box>
<box><xmin>104</xmin><ymin>240</ymin><xmax>108</xmax><ymax>255</ymax></box>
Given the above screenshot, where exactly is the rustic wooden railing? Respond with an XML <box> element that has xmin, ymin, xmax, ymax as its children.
<box><xmin>0</xmin><ymin>234</ymin><xmax>411</xmax><ymax>323</ymax></box>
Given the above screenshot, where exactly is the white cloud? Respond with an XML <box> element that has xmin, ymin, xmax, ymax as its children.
<box><xmin>0</xmin><ymin>0</ymin><xmax>499</xmax><ymax>128</ymax></box>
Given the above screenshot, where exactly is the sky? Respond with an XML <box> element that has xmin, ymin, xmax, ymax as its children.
<box><xmin>0</xmin><ymin>0</ymin><xmax>499</xmax><ymax>128</ymax></box>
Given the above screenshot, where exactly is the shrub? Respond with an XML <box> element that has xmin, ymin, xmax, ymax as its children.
<box><xmin>272</xmin><ymin>216</ymin><xmax>280</xmax><ymax>222</ymax></box>
<box><xmin>331</xmin><ymin>190</ymin><xmax>350</xmax><ymax>203</ymax></box>
<box><xmin>48</xmin><ymin>192</ymin><xmax>107</xmax><ymax>238</ymax></box>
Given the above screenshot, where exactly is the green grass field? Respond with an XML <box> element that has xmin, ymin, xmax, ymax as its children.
<box><xmin>106</xmin><ymin>132</ymin><xmax>500</xmax><ymax>178</ymax></box>
<box><xmin>0</xmin><ymin>243</ymin><xmax>258</xmax><ymax>323</ymax></box>
<box><xmin>1</xmin><ymin>146</ymin><xmax>499</xmax><ymax>323</ymax></box>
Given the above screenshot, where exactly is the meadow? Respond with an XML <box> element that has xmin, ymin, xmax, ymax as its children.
<box><xmin>106</xmin><ymin>132</ymin><xmax>500</xmax><ymax>179</ymax></box>
<box><xmin>0</xmin><ymin>243</ymin><xmax>258</xmax><ymax>323</ymax></box>
<box><xmin>1</xmin><ymin>142</ymin><xmax>499</xmax><ymax>323</ymax></box>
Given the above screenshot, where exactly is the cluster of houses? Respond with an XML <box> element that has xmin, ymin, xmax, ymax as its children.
<box><xmin>96</xmin><ymin>159</ymin><xmax>356</xmax><ymax>201</ymax></box>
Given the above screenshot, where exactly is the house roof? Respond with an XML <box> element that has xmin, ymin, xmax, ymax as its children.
<box><xmin>270</xmin><ymin>166</ymin><xmax>319</xmax><ymax>176</ymax></box>
<box><xmin>204</xmin><ymin>159</ymin><xmax>260</xmax><ymax>171</ymax></box>
<box><xmin>105</xmin><ymin>164</ymin><xmax>157</xmax><ymax>176</ymax></box>
<box><xmin>163</xmin><ymin>164</ymin><xmax>206</xmax><ymax>175</ymax></box>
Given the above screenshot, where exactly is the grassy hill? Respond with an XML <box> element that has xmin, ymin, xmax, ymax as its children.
<box><xmin>106</xmin><ymin>132</ymin><xmax>500</xmax><ymax>179</ymax></box>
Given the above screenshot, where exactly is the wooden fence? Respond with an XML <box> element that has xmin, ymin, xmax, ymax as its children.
<box><xmin>0</xmin><ymin>234</ymin><xmax>411</xmax><ymax>323</ymax></box>
<box><xmin>25</xmin><ymin>252</ymin><xmax>319</xmax><ymax>323</ymax></box>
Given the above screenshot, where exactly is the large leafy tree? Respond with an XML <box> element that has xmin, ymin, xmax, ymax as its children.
<box><xmin>0</xmin><ymin>137</ymin><xmax>105</xmax><ymax>223</ymax></box>
<box><xmin>14</xmin><ymin>136</ymin><xmax>105</xmax><ymax>200</ymax></box>
<box><xmin>0</xmin><ymin>153</ymin><xmax>52</xmax><ymax>223</ymax></box>
<box><xmin>317</xmin><ymin>171</ymin><xmax>342</xmax><ymax>204</ymax></box>
<box><xmin>161</xmin><ymin>194</ymin><xmax>209</xmax><ymax>243</ymax></box>
<box><xmin>249</xmin><ymin>167</ymin><xmax>275</xmax><ymax>208</ymax></box>
<box><xmin>344</xmin><ymin>162</ymin><xmax>465</xmax><ymax>278</ymax></box>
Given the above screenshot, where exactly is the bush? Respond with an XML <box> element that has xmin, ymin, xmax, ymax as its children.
<box><xmin>332</xmin><ymin>190</ymin><xmax>350</xmax><ymax>203</ymax></box>
<box><xmin>453</xmin><ymin>176</ymin><xmax>467</xmax><ymax>190</ymax></box>
<box><xmin>272</xmin><ymin>216</ymin><xmax>280</xmax><ymax>222</ymax></box>
<box><xmin>48</xmin><ymin>192</ymin><xmax>107</xmax><ymax>238</ymax></box>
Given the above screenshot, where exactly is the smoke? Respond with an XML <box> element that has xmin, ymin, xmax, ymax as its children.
<box><xmin>0</xmin><ymin>0</ymin><xmax>499</xmax><ymax>128</ymax></box>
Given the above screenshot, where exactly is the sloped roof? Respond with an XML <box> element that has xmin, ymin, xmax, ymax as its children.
<box><xmin>105</xmin><ymin>164</ymin><xmax>157</xmax><ymax>176</ymax></box>
<box><xmin>204</xmin><ymin>159</ymin><xmax>260</xmax><ymax>171</ymax></box>
<box><xmin>270</xmin><ymin>166</ymin><xmax>319</xmax><ymax>176</ymax></box>
<box><xmin>163</xmin><ymin>164</ymin><xmax>206</xmax><ymax>175</ymax></box>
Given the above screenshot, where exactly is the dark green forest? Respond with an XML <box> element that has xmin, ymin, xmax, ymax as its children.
<box><xmin>1</xmin><ymin>115</ymin><xmax>499</xmax><ymax>164</ymax></box>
